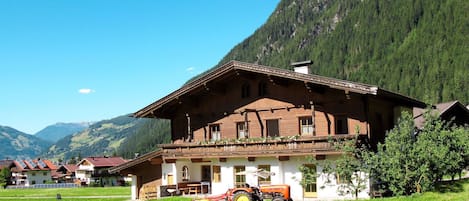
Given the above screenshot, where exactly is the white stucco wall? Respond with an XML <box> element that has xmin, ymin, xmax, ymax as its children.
<box><xmin>162</xmin><ymin>156</ymin><xmax>370</xmax><ymax>200</ymax></box>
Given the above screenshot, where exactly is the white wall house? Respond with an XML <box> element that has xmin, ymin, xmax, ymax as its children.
<box><xmin>11</xmin><ymin>159</ymin><xmax>56</xmax><ymax>186</ymax></box>
<box><xmin>76</xmin><ymin>156</ymin><xmax>127</xmax><ymax>186</ymax></box>
<box><xmin>109</xmin><ymin>61</ymin><xmax>425</xmax><ymax>200</ymax></box>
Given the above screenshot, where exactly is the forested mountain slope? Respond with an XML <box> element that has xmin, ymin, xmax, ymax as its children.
<box><xmin>0</xmin><ymin>126</ymin><xmax>51</xmax><ymax>159</ymax></box>
<box><xmin>217</xmin><ymin>0</ymin><xmax>468</xmax><ymax>104</ymax></box>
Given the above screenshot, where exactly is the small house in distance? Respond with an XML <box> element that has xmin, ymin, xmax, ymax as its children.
<box><xmin>414</xmin><ymin>100</ymin><xmax>469</xmax><ymax>128</ymax></box>
<box><xmin>111</xmin><ymin>61</ymin><xmax>425</xmax><ymax>200</ymax></box>
<box><xmin>10</xmin><ymin>159</ymin><xmax>57</xmax><ymax>186</ymax></box>
<box><xmin>56</xmin><ymin>164</ymin><xmax>78</xmax><ymax>183</ymax></box>
<box><xmin>75</xmin><ymin>156</ymin><xmax>127</xmax><ymax>186</ymax></box>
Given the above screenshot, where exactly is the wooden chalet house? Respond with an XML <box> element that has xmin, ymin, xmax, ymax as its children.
<box><xmin>56</xmin><ymin>164</ymin><xmax>78</xmax><ymax>183</ymax></box>
<box><xmin>110</xmin><ymin>61</ymin><xmax>425</xmax><ymax>200</ymax></box>
<box><xmin>76</xmin><ymin>156</ymin><xmax>127</xmax><ymax>186</ymax></box>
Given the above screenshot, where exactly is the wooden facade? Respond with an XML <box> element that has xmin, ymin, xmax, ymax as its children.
<box><xmin>111</xmin><ymin>61</ymin><xmax>425</xmax><ymax>200</ymax></box>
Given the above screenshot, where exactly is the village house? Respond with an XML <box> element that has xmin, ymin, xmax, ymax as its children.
<box><xmin>75</xmin><ymin>156</ymin><xmax>127</xmax><ymax>186</ymax></box>
<box><xmin>110</xmin><ymin>61</ymin><xmax>425</xmax><ymax>200</ymax></box>
<box><xmin>10</xmin><ymin>159</ymin><xmax>57</xmax><ymax>186</ymax></box>
<box><xmin>414</xmin><ymin>100</ymin><xmax>469</xmax><ymax>129</ymax></box>
<box><xmin>56</xmin><ymin>164</ymin><xmax>78</xmax><ymax>183</ymax></box>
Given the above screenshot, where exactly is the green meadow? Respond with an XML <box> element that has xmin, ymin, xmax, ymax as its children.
<box><xmin>1</xmin><ymin>179</ymin><xmax>468</xmax><ymax>201</ymax></box>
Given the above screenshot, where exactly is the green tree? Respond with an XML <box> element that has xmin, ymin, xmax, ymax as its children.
<box><xmin>0</xmin><ymin>167</ymin><xmax>11</xmax><ymax>188</ymax></box>
<box><xmin>368</xmin><ymin>111</ymin><xmax>469</xmax><ymax>196</ymax></box>
<box><xmin>299</xmin><ymin>135</ymin><xmax>370</xmax><ymax>199</ymax></box>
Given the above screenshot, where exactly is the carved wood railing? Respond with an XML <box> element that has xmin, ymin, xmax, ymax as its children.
<box><xmin>159</xmin><ymin>134</ymin><xmax>366</xmax><ymax>159</ymax></box>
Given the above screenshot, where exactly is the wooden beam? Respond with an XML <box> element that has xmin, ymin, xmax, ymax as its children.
<box><xmin>165</xmin><ymin>159</ymin><xmax>177</xmax><ymax>163</ymax></box>
<box><xmin>315</xmin><ymin>155</ymin><xmax>326</xmax><ymax>160</ymax></box>
<box><xmin>247</xmin><ymin>157</ymin><xmax>255</xmax><ymax>162</ymax></box>
<box><xmin>278</xmin><ymin>156</ymin><xmax>289</xmax><ymax>161</ymax></box>
<box><xmin>150</xmin><ymin>157</ymin><xmax>163</xmax><ymax>165</ymax></box>
<box><xmin>191</xmin><ymin>158</ymin><xmax>211</xmax><ymax>163</ymax></box>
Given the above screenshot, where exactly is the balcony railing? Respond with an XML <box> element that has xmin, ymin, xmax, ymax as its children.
<box><xmin>159</xmin><ymin>134</ymin><xmax>366</xmax><ymax>159</ymax></box>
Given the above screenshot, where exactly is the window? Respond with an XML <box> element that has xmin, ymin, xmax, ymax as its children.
<box><xmin>213</xmin><ymin>166</ymin><xmax>221</xmax><ymax>183</ymax></box>
<box><xmin>257</xmin><ymin>165</ymin><xmax>271</xmax><ymax>185</ymax></box>
<box><xmin>42</xmin><ymin>180</ymin><xmax>46</xmax><ymax>184</ymax></box>
<box><xmin>210</xmin><ymin>124</ymin><xmax>221</xmax><ymax>141</ymax></box>
<box><xmin>241</xmin><ymin>83</ymin><xmax>250</xmax><ymax>98</ymax></box>
<box><xmin>335</xmin><ymin>116</ymin><xmax>349</xmax><ymax>134</ymax></box>
<box><xmin>299</xmin><ymin>116</ymin><xmax>314</xmax><ymax>135</ymax></box>
<box><xmin>266</xmin><ymin>119</ymin><xmax>280</xmax><ymax>137</ymax></box>
<box><xmin>182</xmin><ymin>166</ymin><xmax>189</xmax><ymax>181</ymax></box>
<box><xmin>234</xmin><ymin>166</ymin><xmax>246</xmax><ymax>188</ymax></box>
<box><xmin>237</xmin><ymin>122</ymin><xmax>249</xmax><ymax>139</ymax></box>
<box><xmin>43</xmin><ymin>172</ymin><xmax>47</xmax><ymax>176</ymax></box>
<box><xmin>258</xmin><ymin>81</ymin><xmax>267</xmax><ymax>96</ymax></box>
<box><xmin>303</xmin><ymin>164</ymin><xmax>317</xmax><ymax>197</ymax></box>
<box><xmin>32</xmin><ymin>173</ymin><xmax>36</xmax><ymax>176</ymax></box>
<box><xmin>31</xmin><ymin>180</ymin><xmax>36</xmax><ymax>185</ymax></box>
<box><xmin>336</xmin><ymin>172</ymin><xmax>351</xmax><ymax>184</ymax></box>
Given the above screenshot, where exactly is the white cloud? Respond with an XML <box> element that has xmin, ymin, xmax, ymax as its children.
<box><xmin>186</xmin><ymin>67</ymin><xmax>195</xmax><ymax>72</ymax></box>
<box><xmin>78</xmin><ymin>88</ymin><xmax>95</xmax><ymax>94</ymax></box>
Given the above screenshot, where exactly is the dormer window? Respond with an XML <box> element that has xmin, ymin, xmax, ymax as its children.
<box><xmin>241</xmin><ymin>83</ymin><xmax>250</xmax><ymax>98</ymax></box>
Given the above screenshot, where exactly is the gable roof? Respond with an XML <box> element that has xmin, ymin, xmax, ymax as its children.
<box><xmin>413</xmin><ymin>100</ymin><xmax>469</xmax><ymax>128</ymax></box>
<box><xmin>135</xmin><ymin>61</ymin><xmax>425</xmax><ymax>118</ymax></box>
<box><xmin>12</xmin><ymin>159</ymin><xmax>56</xmax><ymax>172</ymax></box>
<box><xmin>57</xmin><ymin>164</ymin><xmax>78</xmax><ymax>173</ymax></box>
<box><xmin>78</xmin><ymin>156</ymin><xmax>127</xmax><ymax>168</ymax></box>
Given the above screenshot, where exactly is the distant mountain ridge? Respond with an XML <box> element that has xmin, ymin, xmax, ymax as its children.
<box><xmin>43</xmin><ymin>115</ymin><xmax>149</xmax><ymax>161</ymax></box>
<box><xmin>0</xmin><ymin>125</ymin><xmax>51</xmax><ymax>159</ymax></box>
<box><xmin>35</xmin><ymin>122</ymin><xmax>91</xmax><ymax>143</ymax></box>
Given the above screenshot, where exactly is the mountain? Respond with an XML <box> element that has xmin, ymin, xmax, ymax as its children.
<box><xmin>35</xmin><ymin>122</ymin><xmax>91</xmax><ymax>143</ymax></box>
<box><xmin>0</xmin><ymin>126</ymin><xmax>52</xmax><ymax>159</ymax></box>
<box><xmin>215</xmin><ymin>0</ymin><xmax>468</xmax><ymax>105</ymax></box>
<box><xmin>43</xmin><ymin>115</ymin><xmax>148</xmax><ymax>161</ymax></box>
<box><xmin>35</xmin><ymin>0</ymin><xmax>469</xmax><ymax>160</ymax></box>
<box><xmin>117</xmin><ymin>118</ymin><xmax>171</xmax><ymax>159</ymax></box>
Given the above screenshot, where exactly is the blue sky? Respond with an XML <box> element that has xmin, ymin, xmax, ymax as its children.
<box><xmin>0</xmin><ymin>0</ymin><xmax>280</xmax><ymax>134</ymax></box>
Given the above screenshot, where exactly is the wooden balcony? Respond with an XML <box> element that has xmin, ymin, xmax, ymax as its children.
<box><xmin>158</xmin><ymin>134</ymin><xmax>366</xmax><ymax>160</ymax></box>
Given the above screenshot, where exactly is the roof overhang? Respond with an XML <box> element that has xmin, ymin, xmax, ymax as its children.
<box><xmin>134</xmin><ymin>61</ymin><xmax>424</xmax><ymax>118</ymax></box>
<box><xmin>108</xmin><ymin>150</ymin><xmax>163</xmax><ymax>174</ymax></box>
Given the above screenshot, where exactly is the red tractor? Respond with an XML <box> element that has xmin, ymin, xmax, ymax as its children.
<box><xmin>226</xmin><ymin>184</ymin><xmax>292</xmax><ymax>201</ymax></box>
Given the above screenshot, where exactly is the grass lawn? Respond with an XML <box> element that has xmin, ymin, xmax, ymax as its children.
<box><xmin>0</xmin><ymin>186</ymin><xmax>130</xmax><ymax>201</ymax></box>
<box><xmin>374</xmin><ymin>178</ymin><xmax>469</xmax><ymax>201</ymax></box>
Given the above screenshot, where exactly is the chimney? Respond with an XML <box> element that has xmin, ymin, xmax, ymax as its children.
<box><xmin>291</xmin><ymin>60</ymin><xmax>313</xmax><ymax>74</ymax></box>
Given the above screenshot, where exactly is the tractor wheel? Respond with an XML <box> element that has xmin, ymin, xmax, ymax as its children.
<box><xmin>232</xmin><ymin>191</ymin><xmax>253</xmax><ymax>201</ymax></box>
<box><xmin>272</xmin><ymin>196</ymin><xmax>285</xmax><ymax>201</ymax></box>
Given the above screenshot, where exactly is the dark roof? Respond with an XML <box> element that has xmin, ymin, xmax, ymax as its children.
<box><xmin>135</xmin><ymin>61</ymin><xmax>425</xmax><ymax>118</ymax></box>
<box><xmin>57</xmin><ymin>164</ymin><xmax>78</xmax><ymax>172</ymax></box>
<box><xmin>413</xmin><ymin>100</ymin><xmax>469</xmax><ymax>128</ymax></box>
<box><xmin>78</xmin><ymin>156</ymin><xmax>127</xmax><ymax>168</ymax></box>
<box><xmin>109</xmin><ymin>150</ymin><xmax>163</xmax><ymax>174</ymax></box>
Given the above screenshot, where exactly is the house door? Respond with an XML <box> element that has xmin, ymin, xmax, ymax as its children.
<box><xmin>266</xmin><ymin>119</ymin><xmax>279</xmax><ymax>137</ymax></box>
<box><xmin>201</xmin><ymin>165</ymin><xmax>211</xmax><ymax>182</ymax></box>
<box><xmin>303</xmin><ymin>164</ymin><xmax>317</xmax><ymax>198</ymax></box>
